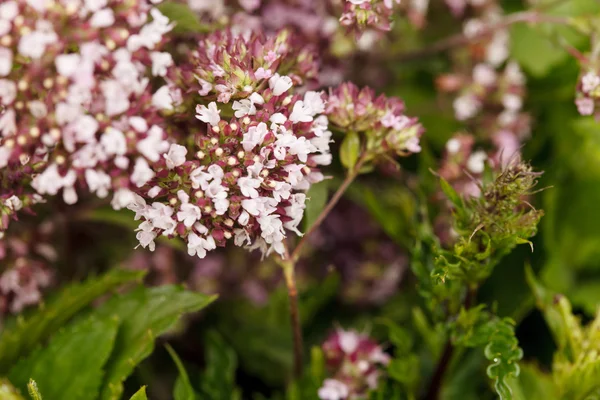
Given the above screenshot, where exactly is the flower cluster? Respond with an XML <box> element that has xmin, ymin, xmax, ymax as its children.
<box><xmin>339</xmin><ymin>0</ymin><xmax>401</xmax><ymax>34</ymax></box>
<box><xmin>327</xmin><ymin>82</ymin><xmax>423</xmax><ymax>160</ymax></box>
<box><xmin>129</xmin><ymin>77</ymin><xmax>332</xmax><ymax>259</ymax></box>
<box><xmin>171</xmin><ymin>28</ymin><xmax>319</xmax><ymax>105</ymax></box>
<box><xmin>0</xmin><ymin>220</ymin><xmax>56</xmax><ymax>315</ymax></box>
<box><xmin>575</xmin><ymin>69</ymin><xmax>600</xmax><ymax>117</ymax></box>
<box><xmin>318</xmin><ymin>328</ymin><xmax>390</xmax><ymax>400</ymax></box>
<box><xmin>0</xmin><ymin>0</ymin><xmax>175</xmax><ymax>217</ymax></box>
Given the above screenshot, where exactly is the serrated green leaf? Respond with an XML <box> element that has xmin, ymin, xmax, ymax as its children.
<box><xmin>129</xmin><ymin>387</ymin><xmax>148</xmax><ymax>400</ymax></box>
<box><xmin>165</xmin><ymin>344</ymin><xmax>197</xmax><ymax>400</ymax></box>
<box><xmin>303</xmin><ymin>180</ymin><xmax>329</xmax><ymax>231</ymax></box>
<box><xmin>156</xmin><ymin>2</ymin><xmax>207</xmax><ymax>34</ymax></box>
<box><xmin>98</xmin><ymin>286</ymin><xmax>216</xmax><ymax>400</ymax></box>
<box><xmin>8</xmin><ymin>314</ymin><xmax>119</xmax><ymax>400</ymax></box>
<box><xmin>0</xmin><ymin>269</ymin><xmax>144</xmax><ymax>374</ymax></box>
<box><xmin>340</xmin><ymin>131</ymin><xmax>361</xmax><ymax>170</ymax></box>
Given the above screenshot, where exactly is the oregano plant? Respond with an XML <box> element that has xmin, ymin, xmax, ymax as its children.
<box><xmin>1</xmin><ymin>0</ymin><xmax>600</xmax><ymax>399</ymax></box>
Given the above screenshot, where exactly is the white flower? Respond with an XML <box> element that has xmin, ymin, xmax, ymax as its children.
<box><xmin>0</xmin><ymin>2</ymin><xmax>18</xmax><ymax>21</ymax></box>
<box><xmin>445</xmin><ymin>138</ymin><xmax>461</xmax><ymax>154</ymax></box>
<box><xmin>152</xmin><ymin>85</ymin><xmax>173</xmax><ymax>110</ymax></box>
<box><xmin>147</xmin><ymin>202</ymin><xmax>176</xmax><ymax>234</ymax></box>
<box><xmin>318</xmin><ymin>379</ymin><xmax>349</xmax><ymax>400</ymax></box>
<box><xmin>582</xmin><ymin>72</ymin><xmax>600</xmax><ymax>94</ymax></box>
<box><xmin>289</xmin><ymin>100</ymin><xmax>314</xmax><ymax>123</ymax></box>
<box><xmin>111</xmin><ymin>188</ymin><xmax>136</xmax><ymax>210</ymax></box>
<box><xmin>18</xmin><ymin>28</ymin><xmax>57</xmax><ymax>59</ymax></box>
<box><xmin>28</xmin><ymin>100</ymin><xmax>47</xmax><ymax>118</ymax></box>
<box><xmin>4</xmin><ymin>195</ymin><xmax>22</xmax><ymax>211</ymax></box>
<box><xmin>467</xmin><ymin>150</ymin><xmax>487</xmax><ymax>174</ymax></box>
<box><xmin>242</xmin><ymin>122</ymin><xmax>269</xmax><ymax>152</ymax></box>
<box><xmin>129</xmin><ymin>116</ymin><xmax>148</xmax><ymax>132</ymax></box>
<box><xmin>101</xmin><ymin>127</ymin><xmax>127</xmax><ymax>156</ymax></box>
<box><xmin>150</xmin><ymin>51</ymin><xmax>173</xmax><ymax>77</ymax></box>
<box><xmin>187</xmin><ymin>232</ymin><xmax>216</xmax><ymax>258</ymax></box>
<box><xmin>0</xmin><ymin>79</ymin><xmax>16</xmax><ymax>105</ymax></box>
<box><xmin>0</xmin><ymin>108</ymin><xmax>16</xmax><ymax>137</ymax></box>
<box><xmin>136</xmin><ymin>221</ymin><xmax>157</xmax><ymax>251</ymax></box>
<box><xmin>453</xmin><ymin>94</ymin><xmax>480</xmax><ymax>121</ymax></box>
<box><xmin>101</xmin><ymin>80</ymin><xmax>130</xmax><ymax>116</ymax></box>
<box><xmin>502</xmin><ymin>93</ymin><xmax>522</xmax><ymax>111</ymax></box>
<box><xmin>137</xmin><ymin>125</ymin><xmax>169</xmax><ymax>162</ymax></box>
<box><xmin>338</xmin><ymin>330</ymin><xmax>360</xmax><ymax>353</ymax></box>
<box><xmin>0</xmin><ymin>47</ymin><xmax>12</xmax><ymax>77</ymax></box>
<box><xmin>269</xmin><ymin>73</ymin><xmax>293</xmax><ymax>96</ymax></box>
<box><xmin>85</xmin><ymin>169</ymin><xmax>111</xmax><ymax>198</ymax></box>
<box><xmin>131</xmin><ymin>158</ymin><xmax>155</xmax><ymax>187</ymax></box>
<box><xmin>196</xmin><ymin>102</ymin><xmax>221</xmax><ymax>126</ymax></box>
<box><xmin>238</xmin><ymin>176</ymin><xmax>262</xmax><ymax>198</ymax></box>
<box><xmin>90</xmin><ymin>8</ymin><xmax>115</xmax><ymax>28</ymax></box>
<box><xmin>127</xmin><ymin>193</ymin><xmax>149</xmax><ymax>220</ymax></box>
<box><xmin>164</xmin><ymin>143</ymin><xmax>187</xmax><ymax>169</ymax></box>
<box><xmin>72</xmin><ymin>115</ymin><xmax>99</xmax><ymax>143</ymax></box>
<box><xmin>177</xmin><ymin>203</ymin><xmax>202</xmax><ymax>227</ymax></box>
<box><xmin>473</xmin><ymin>63</ymin><xmax>497</xmax><ymax>87</ymax></box>
<box><xmin>303</xmin><ymin>91</ymin><xmax>325</xmax><ymax>115</ymax></box>
<box><xmin>232</xmin><ymin>92</ymin><xmax>265</xmax><ymax>118</ymax></box>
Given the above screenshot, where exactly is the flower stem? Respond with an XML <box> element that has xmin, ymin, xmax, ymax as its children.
<box><xmin>281</xmin><ymin>257</ymin><xmax>304</xmax><ymax>378</ymax></box>
<box><xmin>291</xmin><ymin>156</ymin><xmax>366</xmax><ymax>262</ymax></box>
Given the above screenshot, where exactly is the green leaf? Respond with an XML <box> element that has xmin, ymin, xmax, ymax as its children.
<box><xmin>199</xmin><ymin>331</ymin><xmax>241</xmax><ymax>400</ymax></box>
<box><xmin>439</xmin><ymin>177</ymin><xmax>464</xmax><ymax>212</ymax></box>
<box><xmin>156</xmin><ymin>2</ymin><xmax>206</xmax><ymax>34</ymax></box>
<box><xmin>27</xmin><ymin>380</ymin><xmax>42</xmax><ymax>400</ymax></box>
<box><xmin>97</xmin><ymin>286</ymin><xmax>216</xmax><ymax>400</ymax></box>
<box><xmin>129</xmin><ymin>387</ymin><xmax>148</xmax><ymax>400</ymax></box>
<box><xmin>510</xmin><ymin>24</ymin><xmax>568</xmax><ymax>78</ymax></box>
<box><xmin>8</xmin><ymin>314</ymin><xmax>120</xmax><ymax>400</ymax></box>
<box><xmin>0</xmin><ymin>269</ymin><xmax>144</xmax><ymax>374</ymax></box>
<box><xmin>165</xmin><ymin>344</ymin><xmax>197</xmax><ymax>400</ymax></box>
<box><xmin>303</xmin><ymin>180</ymin><xmax>329</xmax><ymax>231</ymax></box>
<box><xmin>340</xmin><ymin>131</ymin><xmax>361</xmax><ymax>170</ymax></box>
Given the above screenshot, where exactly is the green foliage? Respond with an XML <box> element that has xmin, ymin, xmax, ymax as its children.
<box><xmin>156</xmin><ymin>2</ymin><xmax>207</xmax><ymax>34</ymax></box>
<box><xmin>198</xmin><ymin>332</ymin><xmax>241</xmax><ymax>400</ymax></box>
<box><xmin>0</xmin><ymin>269</ymin><xmax>144</xmax><ymax>374</ymax></box>
<box><xmin>96</xmin><ymin>286</ymin><xmax>216</xmax><ymax>400</ymax></box>
<box><xmin>340</xmin><ymin>130</ymin><xmax>361</xmax><ymax>170</ymax></box>
<box><xmin>128</xmin><ymin>387</ymin><xmax>148</xmax><ymax>400</ymax></box>
<box><xmin>165</xmin><ymin>344</ymin><xmax>196</xmax><ymax>400</ymax></box>
<box><xmin>435</xmin><ymin>161</ymin><xmax>543</xmax><ymax>286</ymax></box>
<box><xmin>527</xmin><ymin>269</ymin><xmax>600</xmax><ymax>399</ymax></box>
<box><xmin>303</xmin><ymin>180</ymin><xmax>329</xmax><ymax>231</ymax></box>
<box><xmin>450</xmin><ymin>307</ymin><xmax>523</xmax><ymax>399</ymax></box>
<box><xmin>0</xmin><ymin>271</ymin><xmax>214</xmax><ymax>400</ymax></box>
<box><xmin>9</xmin><ymin>314</ymin><xmax>119</xmax><ymax>400</ymax></box>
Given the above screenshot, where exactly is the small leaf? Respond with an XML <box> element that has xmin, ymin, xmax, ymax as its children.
<box><xmin>157</xmin><ymin>2</ymin><xmax>206</xmax><ymax>34</ymax></box>
<box><xmin>98</xmin><ymin>286</ymin><xmax>216</xmax><ymax>400</ymax></box>
<box><xmin>303</xmin><ymin>180</ymin><xmax>329</xmax><ymax>231</ymax></box>
<box><xmin>439</xmin><ymin>177</ymin><xmax>464</xmax><ymax>211</ymax></box>
<box><xmin>0</xmin><ymin>269</ymin><xmax>144</xmax><ymax>374</ymax></box>
<box><xmin>340</xmin><ymin>131</ymin><xmax>361</xmax><ymax>170</ymax></box>
<box><xmin>8</xmin><ymin>315</ymin><xmax>120</xmax><ymax>400</ymax></box>
<box><xmin>165</xmin><ymin>344</ymin><xmax>197</xmax><ymax>400</ymax></box>
<box><xmin>129</xmin><ymin>387</ymin><xmax>148</xmax><ymax>400</ymax></box>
